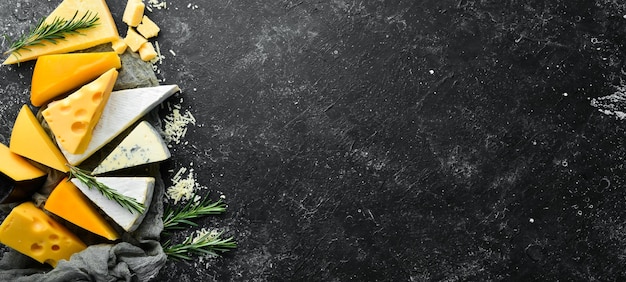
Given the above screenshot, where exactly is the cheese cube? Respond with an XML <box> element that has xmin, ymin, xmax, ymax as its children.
<box><xmin>111</xmin><ymin>37</ymin><xmax>128</xmax><ymax>54</ymax></box>
<box><xmin>136</xmin><ymin>15</ymin><xmax>160</xmax><ymax>38</ymax></box>
<box><xmin>0</xmin><ymin>202</ymin><xmax>87</xmax><ymax>267</ymax></box>
<box><xmin>124</xmin><ymin>28</ymin><xmax>148</xmax><ymax>52</ymax></box>
<box><xmin>138</xmin><ymin>42</ymin><xmax>157</xmax><ymax>61</ymax></box>
<box><xmin>122</xmin><ymin>0</ymin><xmax>145</xmax><ymax>27</ymax></box>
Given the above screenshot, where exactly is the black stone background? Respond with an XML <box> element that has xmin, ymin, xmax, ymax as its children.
<box><xmin>3</xmin><ymin>0</ymin><xmax>626</xmax><ymax>281</ymax></box>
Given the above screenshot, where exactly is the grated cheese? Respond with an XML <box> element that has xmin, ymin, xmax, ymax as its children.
<box><xmin>148</xmin><ymin>0</ymin><xmax>167</xmax><ymax>10</ymax></box>
<box><xmin>166</xmin><ymin>167</ymin><xmax>204</xmax><ymax>204</ymax></box>
<box><xmin>163</xmin><ymin>100</ymin><xmax>196</xmax><ymax>145</ymax></box>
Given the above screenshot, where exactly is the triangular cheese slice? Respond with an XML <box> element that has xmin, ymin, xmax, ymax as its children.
<box><xmin>45</xmin><ymin>178</ymin><xmax>119</xmax><ymax>240</ymax></box>
<box><xmin>31</xmin><ymin>52</ymin><xmax>121</xmax><ymax>107</ymax></box>
<box><xmin>61</xmin><ymin>85</ymin><xmax>180</xmax><ymax>165</ymax></box>
<box><xmin>3</xmin><ymin>0</ymin><xmax>119</xmax><ymax>64</ymax></box>
<box><xmin>71</xmin><ymin>177</ymin><xmax>154</xmax><ymax>232</ymax></box>
<box><xmin>10</xmin><ymin>105</ymin><xmax>69</xmax><ymax>172</ymax></box>
<box><xmin>92</xmin><ymin>121</ymin><xmax>171</xmax><ymax>175</ymax></box>
<box><xmin>43</xmin><ymin>69</ymin><xmax>118</xmax><ymax>155</ymax></box>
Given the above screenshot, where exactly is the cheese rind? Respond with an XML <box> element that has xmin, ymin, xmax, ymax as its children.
<box><xmin>60</xmin><ymin>85</ymin><xmax>181</xmax><ymax>165</ymax></box>
<box><xmin>0</xmin><ymin>202</ymin><xmax>87</xmax><ymax>267</ymax></box>
<box><xmin>43</xmin><ymin>68</ymin><xmax>118</xmax><ymax>154</ymax></box>
<box><xmin>122</xmin><ymin>0</ymin><xmax>145</xmax><ymax>27</ymax></box>
<box><xmin>45</xmin><ymin>178</ymin><xmax>119</xmax><ymax>240</ymax></box>
<box><xmin>124</xmin><ymin>27</ymin><xmax>148</xmax><ymax>52</ymax></box>
<box><xmin>3</xmin><ymin>0</ymin><xmax>119</xmax><ymax>65</ymax></box>
<box><xmin>136</xmin><ymin>15</ymin><xmax>160</xmax><ymax>38</ymax></box>
<box><xmin>92</xmin><ymin>121</ymin><xmax>170</xmax><ymax>175</ymax></box>
<box><xmin>31</xmin><ymin>52</ymin><xmax>121</xmax><ymax>107</ymax></box>
<box><xmin>71</xmin><ymin>177</ymin><xmax>154</xmax><ymax>232</ymax></box>
<box><xmin>10</xmin><ymin>105</ymin><xmax>69</xmax><ymax>172</ymax></box>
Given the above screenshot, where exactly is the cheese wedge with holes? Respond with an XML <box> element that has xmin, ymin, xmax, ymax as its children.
<box><xmin>71</xmin><ymin>177</ymin><xmax>154</xmax><ymax>232</ymax></box>
<box><xmin>0</xmin><ymin>202</ymin><xmax>86</xmax><ymax>267</ymax></box>
<box><xmin>45</xmin><ymin>178</ymin><xmax>119</xmax><ymax>240</ymax></box>
<box><xmin>31</xmin><ymin>52</ymin><xmax>121</xmax><ymax>107</ymax></box>
<box><xmin>43</xmin><ymin>68</ymin><xmax>118</xmax><ymax>154</ymax></box>
<box><xmin>10</xmin><ymin>105</ymin><xmax>69</xmax><ymax>172</ymax></box>
<box><xmin>92</xmin><ymin>121</ymin><xmax>170</xmax><ymax>175</ymax></box>
<box><xmin>60</xmin><ymin>85</ymin><xmax>180</xmax><ymax>165</ymax></box>
<box><xmin>3</xmin><ymin>0</ymin><xmax>119</xmax><ymax>65</ymax></box>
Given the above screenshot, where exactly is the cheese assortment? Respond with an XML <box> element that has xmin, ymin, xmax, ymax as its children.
<box><xmin>0</xmin><ymin>202</ymin><xmax>87</xmax><ymax>267</ymax></box>
<box><xmin>31</xmin><ymin>52</ymin><xmax>121</xmax><ymax>107</ymax></box>
<box><xmin>0</xmin><ymin>0</ymin><xmax>179</xmax><ymax>269</ymax></box>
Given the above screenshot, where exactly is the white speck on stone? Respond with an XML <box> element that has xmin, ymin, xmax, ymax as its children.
<box><xmin>529</xmin><ymin>218</ymin><xmax>534</xmax><ymax>223</ymax></box>
<box><xmin>429</xmin><ymin>70</ymin><xmax>435</xmax><ymax>75</ymax></box>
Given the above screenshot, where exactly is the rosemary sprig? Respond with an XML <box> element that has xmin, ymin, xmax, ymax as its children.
<box><xmin>67</xmin><ymin>165</ymin><xmax>145</xmax><ymax>214</ymax></box>
<box><xmin>163</xmin><ymin>230</ymin><xmax>237</xmax><ymax>261</ymax></box>
<box><xmin>4</xmin><ymin>10</ymin><xmax>99</xmax><ymax>57</ymax></box>
<box><xmin>163</xmin><ymin>195</ymin><xmax>226</xmax><ymax>231</ymax></box>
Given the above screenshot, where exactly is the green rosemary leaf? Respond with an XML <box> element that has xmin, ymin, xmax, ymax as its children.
<box><xmin>163</xmin><ymin>230</ymin><xmax>237</xmax><ymax>261</ymax></box>
<box><xmin>67</xmin><ymin>165</ymin><xmax>145</xmax><ymax>214</ymax></box>
<box><xmin>4</xmin><ymin>10</ymin><xmax>99</xmax><ymax>58</ymax></box>
<box><xmin>163</xmin><ymin>195</ymin><xmax>226</xmax><ymax>231</ymax></box>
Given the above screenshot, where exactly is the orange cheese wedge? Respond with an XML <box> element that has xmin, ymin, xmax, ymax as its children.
<box><xmin>3</xmin><ymin>0</ymin><xmax>119</xmax><ymax>65</ymax></box>
<box><xmin>10</xmin><ymin>105</ymin><xmax>69</xmax><ymax>172</ymax></box>
<box><xmin>45</xmin><ymin>178</ymin><xmax>119</xmax><ymax>241</ymax></box>
<box><xmin>31</xmin><ymin>52</ymin><xmax>121</xmax><ymax>107</ymax></box>
<box><xmin>0</xmin><ymin>143</ymin><xmax>46</xmax><ymax>181</ymax></box>
<box><xmin>43</xmin><ymin>68</ymin><xmax>118</xmax><ymax>154</ymax></box>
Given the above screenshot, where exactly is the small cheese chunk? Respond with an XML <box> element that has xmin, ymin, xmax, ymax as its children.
<box><xmin>122</xmin><ymin>0</ymin><xmax>145</xmax><ymax>27</ymax></box>
<box><xmin>92</xmin><ymin>121</ymin><xmax>171</xmax><ymax>175</ymax></box>
<box><xmin>71</xmin><ymin>177</ymin><xmax>154</xmax><ymax>232</ymax></box>
<box><xmin>124</xmin><ymin>27</ymin><xmax>148</xmax><ymax>52</ymax></box>
<box><xmin>136</xmin><ymin>15</ymin><xmax>160</xmax><ymax>38</ymax></box>
<box><xmin>3</xmin><ymin>0</ymin><xmax>119</xmax><ymax>64</ymax></box>
<box><xmin>138</xmin><ymin>42</ymin><xmax>157</xmax><ymax>61</ymax></box>
<box><xmin>10</xmin><ymin>105</ymin><xmax>69</xmax><ymax>172</ymax></box>
<box><xmin>43</xmin><ymin>69</ymin><xmax>118</xmax><ymax>154</ymax></box>
<box><xmin>60</xmin><ymin>85</ymin><xmax>181</xmax><ymax>165</ymax></box>
<box><xmin>0</xmin><ymin>143</ymin><xmax>47</xmax><ymax>203</ymax></box>
<box><xmin>111</xmin><ymin>37</ymin><xmax>128</xmax><ymax>55</ymax></box>
<box><xmin>31</xmin><ymin>52</ymin><xmax>121</xmax><ymax>107</ymax></box>
<box><xmin>0</xmin><ymin>202</ymin><xmax>87</xmax><ymax>267</ymax></box>
<box><xmin>45</xmin><ymin>178</ymin><xmax>119</xmax><ymax>240</ymax></box>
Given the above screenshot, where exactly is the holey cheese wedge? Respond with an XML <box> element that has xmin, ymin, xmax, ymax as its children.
<box><xmin>0</xmin><ymin>202</ymin><xmax>87</xmax><ymax>267</ymax></box>
<box><xmin>71</xmin><ymin>177</ymin><xmax>154</xmax><ymax>232</ymax></box>
<box><xmin>10</xmin><ymin>105</ymin><xmax>69</xmax><ymax>172</ymax></box>
<box><xmin>3</xmin><ymin>0</ymin><xmax>119</xmax><ymax>65</ymax></box>
<box><xmin>92</xmin><ymin>121</ymin><xmax>171</xmax><ymax>175</ymax></box>
<box><xmin>31</xmin><ymin>52</ymin><xmax>121</xmax><ymax>107</ymax></box>
<box><xmin>43</xmin><ymin>68</ymin><xmax>118</xmax><ymax>154</ymax></box>
<box><xmin>61</xmin><ymin>85</ymin><xmax>180</xmax><ymax>165</ymax></box>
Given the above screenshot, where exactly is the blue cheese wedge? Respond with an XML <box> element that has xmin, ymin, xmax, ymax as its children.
<box><xmin>71</xmin><ymin>177</ymin><xmax>155</xmax><ymax>232</ymax></box>
<box><xmin>92</xmin><ymin>121</ymin><xmax>170</xmax><ymax>175</ymax></box>
<box><xmin>60</xmin><ymin>85</ymin><xmax>180</xmax><ymax>165</ymax></box>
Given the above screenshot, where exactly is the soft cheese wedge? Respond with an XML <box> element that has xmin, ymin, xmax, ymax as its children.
<box><xmin>10</xmin><ymin>105</ymin><xmax>69</xmax><ymax>172</ymax></box>
<box><xmin>61</xmin><ymin>85</ymin><xmax>180</xmax><ymax>165</ymax></box>
<box><xmin>45</xmin><ymin>178</ymin><xmax>119</xmax><ymax>240</ymax></box>
<box><xmin>92</xmin><ymin>121</ymin><xmax>170</xmax><ymax>175</ymax></box>
<box><xmin>0</xmin><ymin>202</ymin><xmax>87</xmax><ymax>267</ymax></box>
<box><xmin>3</xmin><ymin>0</ymin><xmax>119</xmax><ymax>65</ymax></box>
<box><xmin>31</xmin><ymin>52</ymin><xmax>121</xmax><ymax>107</ymax></box>
<box><xmin>0</xmin><ymin>143</ymin><xmax>47</xmax><ymax>203</ymax></box>
<box><xmin>43</xmin><ymin>68</ymin><xmax>118</xmax><ymax>154</ymax></box>
<box><xmin>71</xmin><ymin>177</ymin><xmax>155</xmax><ymax>232</ymax></box>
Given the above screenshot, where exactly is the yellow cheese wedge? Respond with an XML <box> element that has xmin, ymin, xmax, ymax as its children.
<box><xmin>43</xmin><ymin>68</ymin><xmax>118</xmax><ymax>154</ymax></box>
<box><xmin>0</xmin><ymin>202</ymin><xmax>87</xmax><ymax>267</ymax></box>
<box><xmin>124</xmin><ymin>27</ymin><xmax>148</xmax><ymax>52</ymax></box>
<box><xmin>45</xmin><ymin>178</ymin><xmax>119</xmax><ymax>241</ymax></box>
<box><xmin>122</xmin><ymin>0</ymin><xmax>145</xmax><ymax>27</ymax></box>
<box><xmin>10</xmin><ymin>105</ymin><xmax>69</xmax><ymax>172</ymax></box>
<box><xmin>0</xmin><ymin>143</ymin><xmax>46</xmax><ymax>181</ymax></box>
<box><xmin>111</xmin><ymin>37</ymin><xmax>128</xmax><ymax>54</ymax></box>
<box><xmin>138</xmin><ymin>42</ymin><xmax>157</xmax><ymax>61</ymax></box>
<box><xmin>136</xmin><ymin>15</ymin><xmax>160</xmax><ymax>38</ymax></box>
<box><xmin>3</xmin><ymin>0</ymin><xmax>119</xmax><ymax>65</ymax></box>
<box><xmin>31</xmin><ymin>52</ymin><xmax>121</xmax><ymax>107</ymax></box>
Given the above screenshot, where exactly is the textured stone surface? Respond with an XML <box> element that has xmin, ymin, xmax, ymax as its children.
<box><xmin>2</xmin><ymin>0</ymin><xmax>626</xmax><ymax>281</ymax></box>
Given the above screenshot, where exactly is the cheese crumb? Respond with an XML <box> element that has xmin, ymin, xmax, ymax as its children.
<box><xmin>163</xmin><ymin>102</ymin><xmax>196</xmax><ymax>144</ymax></box>
<box><xmin>166</xmin><ymin>167</ymin><xmax>204</xmax><ymax>204</ymax></box>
